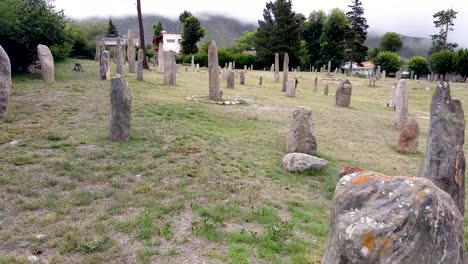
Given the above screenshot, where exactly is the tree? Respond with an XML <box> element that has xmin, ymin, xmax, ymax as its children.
<box><xmin>346</xmin><ymin>0</ymin><xmax>369</xmax><ymax>72</ymax></box>
<box><xmin>152</xmin><ymin>20</ymin><xmax>163</xmax><ymax>38</ymax></box>
<box><xmin>368</xmin><ymin>47</ymin><xmax>380</xmax><ymax>62</ymax></box>
<box><xmin>455</xmin><ymin>49</ymin><xmax>468</xmax><ymax>77</ymax></box>
<box><xmin>136</xmin><ymin>0</ymin><xmax>148</xmax><ymax>69</ymax></box>
<box><xmin>379</xmin><ymin>32</ymin><xmax>402</xmax><ymax>52</ymax></box>
<box><xmin>232</xmin><ymin>31</ymin><xmax>257</xmax><ymax>53</ymax></box>
<box><xmin>179</xmin><ymin>10</ymin><xmax>193</xmax><ymax>23</ymax></box>
<box><xmin>430</xmin><ymin>9</ymin><xmax>458</xmax><ymax>54</ymax></box>
<box><xmin>408</xmin><ymin>56</ymin><xmax>429</xmax><ymax>77</ymax></box>
<box><xmin>0</xmin><ymin>0</ymin><xmax>69</xmax><ymax>71</ymax></box>
<box><xmin>255</xmin><ymin>0</ymin><xmax>304</xmax><ymax>68</ymax></box>
<box><xmin>318</xmin><ymin>8</ymin><xmax>350</xmax><ymax>69</ymax></box>
<box><xmin>303</xmin><ymin>11</ymin><xmax>327</xmax><ymax>68</ymax></box>
<box><xmin>429</xmin><ymin>50</ymin><xmax>456</xmax><ymax>76</ymax></box>
<box><xmin>373</xmin><ymin>51</ymin><xmax>402</xmax><ymax>73</ymax></box>
<box><xmin>107</xmin><ymin>18</ymin><xmax>118</xmax><ymax>37</ymax></box>
<box><xmin>180</xmin><ymin>15</ymin><xmax>205</xmax><ymax>54</ymax></box>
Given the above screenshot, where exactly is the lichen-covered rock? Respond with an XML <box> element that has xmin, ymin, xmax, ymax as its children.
<box><xmin>37</xmin><ymin>44</ymin><xmax>54</xmax><ymax>83</ymax></box>
<box><xmin>394</xmin><ymin>79</ymin><xmax>408</xmax><ymax>129</ymax></box>
<box><xmin>208</xmin><ymin>41</ymin><xmax>220</xmax><ymax>99</ymax></box>
<box><xmin>419</xmin><ymin>82</ymin><xmax>465</xmax><ymax>214</ymax></box>
<box><xmin>285</xmin><ymin>80</ymin><xmax>295</xmax><ymax>97</ymax></box>
<box><xmin>339</xmin><ymin>165</ymin><xmax>364</xmax><ymax>177</ymax></box>
<box><xmin>282</xmin><ymin>153</ymin><xmax>329</xmax><ymax>172</ymax></box>
<box><xmin>287</xmin><ymin>107</ymin><xmax>317</xmax><ymax>155</ymax></box>
<box><xmin>397</xmin><ymin>119</ymin><xmax>419</xmax><ymax>153</ymax></box>
<box><xmin>324</xmin><ymin>171</ymin><xmax>466</xmax><ymax>264</ymax></box>
<box><xmin>336</xmin><ymin>80</ymin><xmax>352</xmax><ymax>107</ymax></box>
<box><xmin>110</xmin><ymin>75</ymin><xmax>131</xmax><ymax>141</ymax></box>
<box><xmin>100</xmin><ymin>50</ymin><xmax>111</xmax><ymax>80</ymax></box>
<box><xmin>0</xmin><ymin>45</ymin><xmax>11</xmax><ymax>120</ymax></box>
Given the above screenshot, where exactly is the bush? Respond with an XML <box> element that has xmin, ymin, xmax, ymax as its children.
<box><xmin>408</xmin><ymin>56</ymin><xmax>429</xmax><ymax>77</ymax></box>
<box><xmin>373</xmin><ymin>51</ymin><xmax>402</xmax><ymax>73</ymax></box>
<box><xmin>429</xmin><ymin>50</ymin><xmax>457</xmax><ymax>75</ymax></box>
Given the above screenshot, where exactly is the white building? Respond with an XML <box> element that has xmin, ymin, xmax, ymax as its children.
<box><xmin>153</xmin><ymin>32</ymin><xmax>182</xmax><ymax>54</ymax></box>
<box><xmin>341</xmin><ymin>61</ymin><xmax>375</xmax><ymax>76</ymax></box>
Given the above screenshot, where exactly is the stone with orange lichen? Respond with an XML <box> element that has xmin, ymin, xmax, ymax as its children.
<box><xmin>339</xmin><ymin>165</ymin><xmax>364</xmax><ymax>177</ymax></box>
<box><xmin>323</xmin><ymin>171</ymin><xmax>465</xmax><ymax>263</ymax></box>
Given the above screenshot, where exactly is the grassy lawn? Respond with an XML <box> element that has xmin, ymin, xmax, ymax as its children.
<box><xmin>0</xmin><ymin>59</ymin><xmax>467</xmax><ymax>263</ymax></box>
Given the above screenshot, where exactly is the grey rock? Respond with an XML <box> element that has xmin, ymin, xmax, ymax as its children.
<box><xmin>137</xmin><ymin>49</ymin><xmax>143</xmax><ymax>81</ymax></box>
<box><xmin>0</xmin><ymin>45</ymin><xmax>11</xmax><ymax>120</ymax></box>
<box><xmin>336</xmin><ymin>79</ymin><xmax>352</xmax><ymax>107</ymax></box>
<box><xmin>287</xmin><ymin>107</ymin><xmax>317</xmax><ymax>155</ymax></box>
<box><xmin>37</xmin><ymin>44</ymin><xmax>54</xmax><ymax>83</ymax></box>
<box><xmin>208</xmin><ymin>41</ymin><xmax>221</xmax><ymax>99</ymax></box>
<box><xmin>110</xmin><ymin>75</ymin><xmax>131</xmax><ymax>141</ymax></box>
<box><xmin>100</xmin><ymin>50</ymin><xmax>111</xmax><ymax>80</ymax></box>
<box><xmin>394</xmin><ymin>79</ymin><xmax>408</xmax><ymax>130</ymax></box>
<box><xmin>285</xmin><ymin>80</ymin><xmax>295</xmax><ymax>97</ymax></box>
<box><xmin>163</xmin><ymin>51</ymin><xmax>176</xmax><ymax>85</ymax></box>
<box><xmin>226</xmin><ymin>70</ymin><xmax>235</xmax><ymax>89</ymax></box>
<box><xmin>239</xmin><ymin>71</ymin><xmax>245</xmax><ymax>85</ymax></box>
<box><xmin>282</xmin><ymin>153</ymin><xmax>329</xmax><ymax>172</ymax></box>
<box><xmin>282</xmin><ymin>53</ymin><xmax>289</xmax><ymax>92</ymax></box>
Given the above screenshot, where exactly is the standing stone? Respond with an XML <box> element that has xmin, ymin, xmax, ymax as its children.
<box><xmin>226</xmin><ymin>70</ymin><xmax>235</xmax><ymax>89</ymax></box>
<box><xmin>127</xmin><ymin>30</ymin><xmax>136</xmax><ymax>73</ymax></box>
<box><xmin>100</xmin><ymin>50</ymin><xmax>111</xmax><ymax>80</ymax></box>
<box><xmin>377</xmin><ymin>66</ymin><xmax>382</xmax><ymax>79</ymax></box>
<box><xmin>37</xmin><ymin>44</ymin><xmax>55</xmax><ymax>83</ymax></box>
<box><xmin>398</xmin><ymin>119</ymin><xmax>419</xmax><ymax>153</ymax></box>
<box><xmin>251</xmin><ymin>64</ymin><xmax>253</xmax><ymax>71</ymax></box>
<box><xmin>244</xmin><ymin>65</ymin><xmax>247</xmax><ymax>71</ymax></box>
<box><xmin>158</xmin><ymin>43</ymin><xmax>165</xmax><ymax>73</ymax></box>
<box><xmin>287</xmin><ymin>107</ymin><xmax>317</xmax><ymax>155</ymax></box>
<box><xmin>274</xmin><ymin>72</ymin><xmax>280</xmax><ymax>82</ymax></box>
<box><xmin>0</xmin><ymin>45</ymin><xmax>11</xmax><ymax>120</ymax></box>
<box><xmin>163</xmin><ymin>51</ymin><xmax>176</xmax><ymax>85</ymax></box>
<box><xmin>239</xmin><ymin>71</ymin><xmax>245</xmax><ymax>85</ymax></box>
<box><xmin>259</xmin><ymin>76</ymin><xmax>263</xmax><ymax>86</ymax></box>
<box><xmin>282</xmin><ymin>53</ymin><xmax>289</xmax><ymax>92</ymax></box>
<box><xmin>109</xmin><ymin>75</ymin><xmax>131</xmax><ymax>141</ymax></box>
<box><xmin>137</xmin><ymin>49</ymin><xmax>143</xmax><ymax>81</ymax></box>
<box><xmin>274</xmin><ymin>53</ymin><xmax>279</xmax><ymax>73</ymax></box>
<box><xmin>394</xmin><ymin>79</ymin><xmax>408</xmax><ymax>130</ymax></box>
<box><xmin>314</xmin><ymin>77</ymin><xmax>318</xmax><ymax>92</ymax></box>
<box><xmin>191</xmin><ymin>55</ymin><xmax>195</xmax><ymax>71</ymax></box>
<box><xmin>324</xmin><ymin>84</ymin><xmax>329</xmax><ymax>96</ymax></box>
<box><xmin>285</xmin><ymin>80</ymin><xmax>295</xmax><ymax>97</ymax></box>
<box><xmin>335</xmin><ymin>80</ymin><xmax>352</xmax><ymax>107</ymax></box>
<box><xmin>327</xmin><ymin>60</ymin><xmax>331</xmax><ymax>75</ymax></box>
<box><xmin>271</xmin><ymin>64</ymin><xmax>275</xmax><ymax>72</ymax></box>
<box><xmin>323</xmin><ymin>171</ymin><xmax>466</xmax><ymax>264</ymax></box>
<box><xmin>410</xmin><ymin>71</ymin><xmax>414</xmax><ymax>80</ymax></box>
<box><xmin>116</xmin><ymin>38</ymin><xmax>124</xmax><ymax>75</ymax></box>
<box><xmin>208</xmin><ymin>40</ymin><xmax>220</xmax><ymax>99</ymax></box>
<box><xmin>419</xmin><ymin>82</ymin><xmax>465</xmax><ymax>214</ymax></box>
<box><xmin>382</xmin><ymin>70</ymin><xmax>386</xmax><ymax>80</ymax></box>
<box><xmin>228</xmin><ymin>62</ymin><xmax>233</xmax><ymax>70</ymax></box>
<box><xmin>233</xmin><ymin>61</ymin><xmax>236</xmax><ymax>69</ymax></box>
<box><xmin>196</xmin><ymin>64</ymin><xmax>200</xmax><ymax>72</ymax></box>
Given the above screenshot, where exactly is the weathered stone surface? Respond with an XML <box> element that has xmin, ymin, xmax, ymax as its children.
<box><xmin>285</xmin><ymin>80</ymin><xmax>295</xmax><ymax>97</ymax></box>
<box><xmin>158</xmin><ymin>43</ymin><xmax>164</xmax><ymax>73</ymax></box>
<box><xmin>100</xmin><ymin>50</ymin><xmax>111</xmax><ymax>80</ymax></box>
<box><xmin>208</xmin><ymin>40</ymin><xmax>220</xmax><ymax>99</ymax></box>
<box><xmin>0</xmin><ymin>45</ymin><xmax>11</xmax><ymax>120</ymax></box>
<box><xmin>110</xmin><ymin>75</ymin><xmax>131</xmax><ymax>141</ymax></box>
<box><xmin>163</xmin><ymin>51</ymin><xmax>176</xmax><ymax>85</ymax></box>
<box><xmin>37</xmin><ymin>44</ymin><xmax>54</xmax><ymax>83</ymax></box>
<box><xmin>282</xmin><ymin>153</ymin><xmax>329</xmax><ymax>172</ymax></box>
<box><xmin>397</xmin><ymin>119</ymin><xmax>419</xmax><ymax>153</ymax></box>
<box><xmin>419</xmin><ymin>82</ymin><xmax>465</xmax><ymax>214</ymax></box>
<box><xmin>287</xmin><ymin>107</ymin><xmax>317</xmax><ymax>155</ymax></box>
<box><xmin>239</xmin><ymin>71</ymin><xmax>245</xmax><ymax>85</ymax></box>
<box><xmin>127</xmin><ymin>30</ymin><xmax>136</xmax><ymax>73</ymax></box>
<box><xmin>282</xmin><ymin>53</ymin><xmax>289</xmax><ymax>92</ymax></box>
<box><xmin>336</xmin><ymin>79</ymin><xmax>352</xmax><ymax>107</ymax></box>
<box><xmin>323</xmin><ymin>171</ymin><xmax>466</xmax><ymax>264</ymax></box>
<box><xmin>394</xmin><ymin>79</ymin><xmax>408</xmax><ymax>130</ymax></box>
<box><xmin>314</xmin><ymin>77</ymin><xmax>318</xmax><ymax>92</ymax></box>
<box><xmin>324</xmin><ymin>84</ymin><xmax>329</xmax><ymax>96</ymax></box>
<box><xmin>116</xmin><ymin>38</ymin><xmax>124</xmax><ymax>75</ymax></box>
<box><xmin>226</xmin><ymin>70</ymin><xmax>235</xmax><ymax>89</ymax></box>
<box><xmin>339</xmin><ymin>165</ymin><xmax>364</xmax><ymax>177</ymax></box>
<box><xmin>137</xmin><ymin>49</ymin><xmax>143</xmax><ymax>81</ymax></box>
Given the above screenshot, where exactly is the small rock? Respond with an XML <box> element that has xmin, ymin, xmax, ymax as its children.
<box><xmin>27</xmin><ymin>256</ymin><xmax>39</xmax><ymax>263</ymax></box>
<box><xmin>282</xmin><ymin>153</ymin><xmax>329</xmax><ymax>172</ymax></box>
<box><xmin>36</xmin><ymin>234</ymin><xmax>45</xmax><ymax>241</ymax></box>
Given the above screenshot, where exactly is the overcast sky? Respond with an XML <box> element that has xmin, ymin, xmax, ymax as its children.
<box><xmin>54</xmin><ymin>0</ymin><xmax>468</xmax><ymax>46</ymax></box>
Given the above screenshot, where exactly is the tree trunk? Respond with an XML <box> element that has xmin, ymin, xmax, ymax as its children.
<box><xmin>137</xmin><ymin>0</ymin><xmax>148</xmax><ymax>69</ymax></box>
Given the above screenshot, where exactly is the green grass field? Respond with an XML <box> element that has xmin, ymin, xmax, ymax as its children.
<box><xmin>0</xmin><ymin>59</ymin><xmax>467</xmax><ymax>263</ymax></box>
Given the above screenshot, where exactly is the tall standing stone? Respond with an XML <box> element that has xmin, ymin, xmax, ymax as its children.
<box><xmin>163</xmin><ymin>51</ymin><xmax>176</xmax><ymax>85</ymax></box>
<box><xmin>239</xmin><ymin>71</ymin><xmax>246</xmax><ymax>85</ymax></box>
<box><xmin>191</xmin><ymin>55</ymin><xmax>195</xmax><ymax>71</ymax></box>
<box><xmin>282</xmin><ymin>53</ymin><xmax>289</xmax><ymax>92</ymax></box>
<box><xmin>0</xmin><ymin>45</ymin><xmax>11</xmax><ymax>120</ymax></box>
<box><xmin>285</xmin><ymin>80</ymin><xmax>296</xmax><ymax>97</ymax></box>
<box><xmin>394</xmin><ymin>79</ymin><xmax>408</xmax><ymax>130</ymax></box>
<box><xmin>110</xmin><ymin>75</ymin><xmax>131</xmax><ymax>141</ymax></box>
<box><xmin>335</xmin><ymin>80</ymin><xmax>352</xmax><ymax>107</ymax></box>
<box><xmin>100</xmin><ymin>50</ymin><xmax>111</xmax><ymax>80</ymax></box>
<box><xmin>208</xmin><ymin>40</ymin><xmax>220</xmax><ymax>100</ymax></box>
<box><xmin>419</xmin><ymin>82</ymin><xmax>465</xmax><ymax>214</ymax></box>
<box><xmin>116</xmin><ymin>38</ymin><xmax>124</xmax><ymax>75</ymax></box>
<box><xmin>314</xmin><ymin>77</ymin><xmax>318</xmax><ymax>92</ymax></box>
<box><xmin>327</xmin><ymin>60</ymin><xmax>331</xmax><ymax>75</ymax></box>
<box><xmin>37</xmin><ymin>44</ymin><xmax>55</xmax><ymax>83</ymax></box>
<box><xmin>137</xmin><ymin>49</ymin><xmax>144</xmax><ymax>81</ymax></box>
<box><xmin>228</xmin><ymin>62</ymin><xmax>233</xmax><ymax>70</ymax></box>
<box><xmin>410</xmin><ymin>71</ymin><xmax>414</xmax><ymax>80</ymax></box>
<box><xmin>287</xmin><ymin>107</ymin><xmax>317</xmax><ymax>155</ymax></box>
<box><xmin>324</xmin><ymin>84</ymin><xmax>329</xmax><ymax>96</ymax></box>
<box><xmin>259</xmin><ymin>76</ymin><xmax>263</xmax><ymax>85</ymax></box>
<box><xmin>226</xmin><ymin>70</ymin><xmax>235</xmax><ymax>89</ymax></box>
<box><xmin>382</xmin><ymin>70</ymin><xmax>386</xmax><ymax>80</ymax></box>
<box><xmin>158</xmin><ymin>43</ymin><xmax>165</xmax><ymax>73</ymax></box>
<box><xmin>127</xmin><ymin>30</ymin><xmax>136</xmax><ymax>73</ymax></box>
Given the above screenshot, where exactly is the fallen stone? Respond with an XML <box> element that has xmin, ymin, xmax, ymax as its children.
<box><xmin>282</xmin><ymin>153</ymin><xmax>329</xmax><ymax>172</ymax></box>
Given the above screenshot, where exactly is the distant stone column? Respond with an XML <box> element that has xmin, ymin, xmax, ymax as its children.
<box><xmin>259</xmin><ymin>76</ymin><xmax>263</xmax><ymax>86</ymax></box>
<box><xmin>137</xmin><ymin>49</ymin><xmax>144</xmax><ymax>81</ymax></box>
<box><xmin>0</xmin><ymin>45</ymin><xmax>12</xmax><ymax>120</ymax></box>
<box><xmin>274</xmin><ymin>53</ymin><xmax>280</xmax><ymax>82</ymax></box>
<box><xmin>37</xmin><ymin>44</ymin><xmax>55</xmax><ymax>83</ymax></box>
<box><xmin>110</xmin><ymin>75</ymin><xmax>131</xmax><ymax>141</ymax></box>
<box><xmin>282</xmin><ymin>53</ymin><xmax>289</xmax><ymax>92</ymax></box>
<box><xmin>244</xmin><ymin>65</ymin><xmax>247</xmax><ymax>71</ymax></box>
<box><xmin>314</xmin><ymin>77</ymin><xmax>318</xmax><ymax>92</ymax></box>
<box><xmin>233</xmin><ymin>61</ymin><xmax>236</xmax><ymax>69</ymax></box>
<box><xmin>324</xmin><ymin>84</ymin><xmax>329</xmax><ymax>96</ymax></box>
<box><xmin>394</xmin><ymin>79</ymin><xmax>408</xmax><ymax>130</ymax></box>
<box><xmin>285</xmin><ymin>80</ymin><xmax>295</xmax><ymax>97</ymax></box>
<box><xmin>410</xmin><ymin>71</ymin><xmax>414</xmax><ymax>80</ymax></box>
<box><xmin>239</xmin><ymin>71</ymin><xmax>245</xmax><ymax>85</ymax></box>
<box><xmin>251</xmin><ymin>64</ymin><xmax>253</xmax><ymax>71</ymax></box>
<box><xmin>100</xmin><ymin>50</ymin><xmax>111</xmax><ymax>80</ymax></box>
<box><xmin>382</xmin><ymin>70</ymin><xmax>386</xmax><ymax>80</ymax></box>
<box><xmin>208</xmin><ymin>40</ymin><xmax>220</xmax><ymax>100</ymax></box>
<box><xmin>226</xmin><ymin>70</ymin><xmax>235</xmax><ymax>89</ymax></box>
<box><xmin>228</xmin><ymin>62</ymin><xmax>233</xmax><ymax>70</ymax></box>
<box><xmin>127</xmin><ymin>30</ymin><xmax>136</xmax><ymax>73</ymax></box>
<box><xmin>163</xmin><ymin>50</ymin><xmax>176</xmax><ymax>85</ymax></box>
<box><xmin>116</xmin><ymin>38</ymin><xmax>124</xmax><ymax>75</ymax></box>
<box><xmin>327</xmin><ymin>60</ymin><xmax>331</xmax><ymax>75</ymax></box>
<box><xmin>420</xmin><ymin>82</ymin><xmax>465</xmax><ymax>215</ymax></box>
<box><xmin>271</xmin><ymin>64</ymin><xmax>275</xmax><ymax>72</ymax></box>
<box><xmin>158</xmin><ymin>43</ymin><xmax>165</xmax><ymax>73</ymax></box>
<box><xmin>191</xmin><ymin>55</ymin><xmax>195</xmax><ymax>71</ymax></box>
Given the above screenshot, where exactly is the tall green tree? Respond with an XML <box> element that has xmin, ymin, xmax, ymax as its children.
<box><xmin>232</xmin><ymin>31</ymin><xmax>257</xmax><ymax>53</ymax></box>
<box><xmin>430</xmin><ymin>9</ymin><xmax>458</xmax><ymax>54</ymax></box>
<box><xmin>379</xmin><ymin>32</ymin><xmax>402</xmax><ymax>52</ymax></box>
<box><xmin>346</xmin><ymin>0</ymin><xmax>368</xmax><ymax>71</ymax></box>
<box><xmin>152</xmin><ymin>20</ymin><xmax>163</xmax><ymax>38</ymax></box>
<box><xmin>429</xmin><ymin>50</ymin><xmax>456</xmax><ymax>76</ymax></box>
<box><xmin>255</xmin><ymin>0</ymin><xmax>304</xmax><ymax>68</ymax></box>
<box><xmin>318</xmin><ymin>8</ymin><xmax>350</xmax><ymax>69</ymax></box>
<box><xmin>180</xmin><ymin>15</ymin><xmax>205</xmax><ymax>54</ymax></box>
<box><xmin>303</xmin><ymin>11</ymin><xmax>327</xmax><ymax>68</ymax></box>
<box><xmin>107</xmin><ymin>18</ymin><xmax>118</xmax><ymax>37</ymax></box>
<box><xmin>179</xmin><ymin>10</ymin><xmax>193</xmax><ymax>23</ymax></box>
<box><xmin>455</xmin><ymin>49</ymin><xmax>468</xmax><ymax>77</ymax></box>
